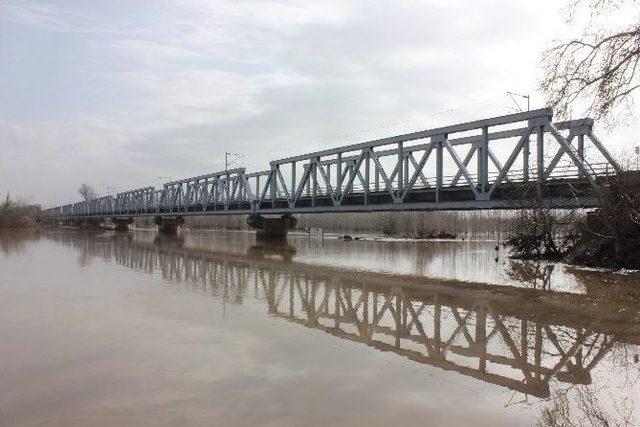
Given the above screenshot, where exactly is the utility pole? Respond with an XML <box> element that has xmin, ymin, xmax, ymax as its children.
<box><xmin>635</xmin><ymin>146</ymin><xmax>639</xmax><ymax>170</ymax></box>
<box><xmin>507</xmin><ymin>91</ymin><xmax>530</xmax><ymax>112</ymax></box>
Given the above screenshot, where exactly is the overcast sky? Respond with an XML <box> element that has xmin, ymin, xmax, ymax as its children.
<box><xmin>1</xmin><ymin>0</ymin><xmax>639</xmax><ymax>206</ymax></box>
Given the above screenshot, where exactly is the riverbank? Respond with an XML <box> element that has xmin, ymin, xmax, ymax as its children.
<box><xmin>506</xmin><ymin>208</ymin><xmax>640</xmax><ymax>270</ymax></box>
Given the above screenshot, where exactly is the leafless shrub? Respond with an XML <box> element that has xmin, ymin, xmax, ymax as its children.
<box><xmin>295</xmin><ymin>211</ymin><xmax>509</xmax><ymax>238</ymax></box>
<box><xmin>506</xmin><ymin>199</ymin><xmax>580</xmax><ymax>259</ymax></box>
<box><xmin>539</xmin><ymin>386</ymin><xmax>637</xmax><ymax>427</ymax></box>
<box><xmin>568</xmin><ymin>171</ymin><xmax>640</xmax><ymax>267</ymax></box>
<box><xmin>0</xmin><ymin>194</ymin><xmax>41</xmax><ymax>228</ymax></box>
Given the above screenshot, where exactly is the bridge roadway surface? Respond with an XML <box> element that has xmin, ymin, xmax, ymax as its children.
<box><xmin>50</xmin><ymin>231</ymin><xmax>640</xmax><ymax>398</ymax></box>
<box><xmin>44</xmin><ymin>108</ymin><xmax>622</xmax><ymax>219</ymax></box>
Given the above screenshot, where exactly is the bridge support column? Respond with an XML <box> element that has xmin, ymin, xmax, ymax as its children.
<box><xmin>154</xmin><ymin>216</ymin><xmax>184</xmax><ymax>233</ymax></box>
<box><xmin>112</xmin><ymin>217</ymin><xmax>134</xmax><ymax>231</ymax></box>
<box><xmin>247</xmin><ymin>214</ymin><xmax>296</xmax><ymax>240</ymax></box>
<box><xmin>537</xmin><ymin>124</ymin><xmax>545</xmax><ymax>197</ymax></box>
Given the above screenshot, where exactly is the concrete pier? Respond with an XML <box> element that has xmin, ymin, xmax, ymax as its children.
<box><xmin>111</xmin><ymin>217</ymin><xmax>133</xmax><ymax>231</ymax></box>
<box><xmin>154</xmin><ymin>216</ymin><xmax>184</xmax><ymax>233</ymax></box>
<box><xmin>247</xmin><ymin>214</ymin><xmax>296</xmax><ymax>239</ymax></box>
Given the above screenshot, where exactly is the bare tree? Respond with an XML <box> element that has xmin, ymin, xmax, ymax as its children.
<box><xmin>569</xmin><ymin>170</ymin><xmax>640</xmax><ymax>267</ymax></box>
<box><xmin>541</xmin><ymin>0</ymin><xmax>640</xmax><ymax>123</ymax></box>
<box><xmin>78</xmin><ymin>183</ymin><xmax>97</xmax><ymax>201</ymax></box>
<box><xmin>539</xmin><ymin>385</ymin><xmax>637</xmax><ymax>427</ymax></box>
<box><xmin>506</xmin><ymin>204</ymin><xmax>580</xmax><ymax>260</ymax></box>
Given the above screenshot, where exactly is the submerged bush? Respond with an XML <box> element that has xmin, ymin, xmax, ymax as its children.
<box><xmin>506</xmin><ymin>172</ymin><xmax>640</xmax><ymax>269</ymax></box>
<box><xmin>567</xmin><ymin>172</ymin><xmax>640</xmax><ymax>269</ymax></box>
<box><xmin>506</xmin><ymin>208</ymin><xmax>579</xmax><ymax>260</ymax></box>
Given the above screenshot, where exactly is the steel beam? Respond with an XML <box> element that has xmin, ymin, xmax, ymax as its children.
<box><xmin>42</xmin><ymin>108</ymin><xmax>621</xmax><ymax>220</ymax></box>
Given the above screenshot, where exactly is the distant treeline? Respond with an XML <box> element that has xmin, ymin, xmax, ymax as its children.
<box><xmin>137</xmin><ymin>211</ymin><xmax>511</xmax><ymax>238</ymax></box>
<box><xmin>0</xmin><ymin>195</ymin><xmax>41</xmax><ymax>228</ymax></box>
<box><xmin>295</xmin><ymin>211</ymin><xmax>510</xmax><ymax>238</ymax></box>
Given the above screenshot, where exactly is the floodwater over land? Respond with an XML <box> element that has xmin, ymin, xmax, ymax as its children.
<box><xmin>1</xmin><ymin>229</ymin><xmax>639</xmax><ymax>426</ymax></box>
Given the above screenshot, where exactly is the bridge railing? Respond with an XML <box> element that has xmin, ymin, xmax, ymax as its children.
<box><xmin>43</xmin><ymin>108</ymin><xmax>621</xmax><ymax>218</ymax></box>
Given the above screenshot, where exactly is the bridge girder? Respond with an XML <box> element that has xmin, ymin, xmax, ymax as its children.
<box><xmin>44</xmin><ymin>108</ymin><xmax>621</xmax><ymax>219</ymax></box>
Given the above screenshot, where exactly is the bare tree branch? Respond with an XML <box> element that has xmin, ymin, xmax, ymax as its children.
<box><xmin>78</xmin><ymin>183</ymin><xmax>97</xmax><ymax>202</ymax></box>
<box><xmin>541</xmin><ymin>0</ymin><xmax>640</xmax><ymax>123</ymax></box>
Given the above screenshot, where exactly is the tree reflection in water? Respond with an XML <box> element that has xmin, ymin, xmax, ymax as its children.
<box><xmin>506</xmin><ymin>260</ymin><xmax>556</xmax><ymax>291</ymax></box>
<box><xmin>0</xmin><ymin>229</ymin><xmax>39</xmax><ymax>254</ymax></box>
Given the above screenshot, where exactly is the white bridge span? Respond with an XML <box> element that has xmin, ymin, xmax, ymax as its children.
<box><xmin>44</xmin><ymin>108</ymin><xmax>621</xmax><ymax>219</ymax></box>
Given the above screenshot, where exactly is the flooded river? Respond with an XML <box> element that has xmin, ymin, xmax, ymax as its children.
<box><xmin>1</xmin><ymin>229</ymin><xmax>639</xmax><ymax>426</ymax></box>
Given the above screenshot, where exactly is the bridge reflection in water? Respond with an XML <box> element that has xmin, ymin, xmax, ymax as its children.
<box><xmin>49</xmin><ymin>232</ymin><xmax>640</xmax><ymax>400</ymax></box>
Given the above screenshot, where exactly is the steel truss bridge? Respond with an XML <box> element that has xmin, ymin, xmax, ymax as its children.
<box><xmin>44</xmin><ymin>108</ymin><xmax>621</xmax><ymax>219</ymax></box>
<box><xmin>49</xmin><ymin>232</ymin><xmax>640</xmax><ymax>398</ymax></box>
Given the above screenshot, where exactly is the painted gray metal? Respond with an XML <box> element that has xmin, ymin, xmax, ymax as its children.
<box><xmin>43</xmin><ymin>108</ymin><xmax>620</xmax><ymax>219</ymax></box>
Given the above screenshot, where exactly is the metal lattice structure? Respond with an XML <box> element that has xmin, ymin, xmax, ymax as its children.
<box><xmin>50</xmin><ymin>232</ymin><xmax>639</xmax><ymax>398</ymax></box>
<box><xmin>44</xmin><ymin>108</ymin><xmax>621</xmax><ymax>219</ymax></box>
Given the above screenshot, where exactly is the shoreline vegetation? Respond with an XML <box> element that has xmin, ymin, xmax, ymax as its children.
<box><xmin>506</xmin><ymin>173</ymin><xmax>640</xmax><ymax>270</ymax></box>
<box><xmin>0</xmin><ymin>196</ymin><xmax>41</xmax><ymax>229</ymax></box>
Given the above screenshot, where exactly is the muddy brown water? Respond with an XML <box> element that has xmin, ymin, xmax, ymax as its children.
<box><xmin>1</xmin><ymin>229</ymin><xmax>639</xmax><ymax>426</ymax></box>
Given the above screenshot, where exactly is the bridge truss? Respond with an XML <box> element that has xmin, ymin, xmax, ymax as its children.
<box><xmin>44</xmin><ymin>108</ymin><xmax>621</xmax><ymax>218</ymax></box>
